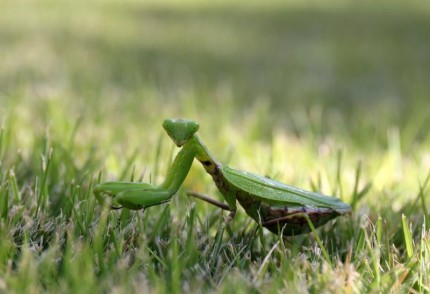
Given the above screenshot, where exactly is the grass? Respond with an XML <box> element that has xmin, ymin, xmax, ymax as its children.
<box><xmin>1</xmin><ymin>0</ymin><xmax>430</xmax><ymax>292</ymax></box>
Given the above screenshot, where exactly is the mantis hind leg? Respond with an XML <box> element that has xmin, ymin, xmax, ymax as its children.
<box><xmin>187</xmin><ymin>191</ymin><xmax>236</xmax><ymax>222</ymax></box>
<box><xmin>187</xmin><ymin>191</ymin><xmax>230</xmax><ymax>210</ymax></box>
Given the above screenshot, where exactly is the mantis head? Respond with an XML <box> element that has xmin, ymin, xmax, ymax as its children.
<box><xmin>162</xmin><ymin>119</ymin><xmax>199</xmax><ymax>146</ymax></box>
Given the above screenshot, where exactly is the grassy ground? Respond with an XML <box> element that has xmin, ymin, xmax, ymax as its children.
<box><xmin>1</xmin><ymin>0</ymin><xmax>430</xmax><ymax>292</ymax></box>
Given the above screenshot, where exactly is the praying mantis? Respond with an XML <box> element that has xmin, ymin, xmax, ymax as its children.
<box><xmin>94</xmin><ymin>119</ymin><xmax>351</xmax><ymax>236</ymax></box>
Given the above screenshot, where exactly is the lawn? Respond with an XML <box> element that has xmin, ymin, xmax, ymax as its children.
<box><xmin>1</xmin><ymin>0</ymin><xmax>430</xmax><ymax>292</ymax></box>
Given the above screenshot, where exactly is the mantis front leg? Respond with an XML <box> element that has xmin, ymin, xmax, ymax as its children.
<box><xmin>94</xmin><ymin>141</ymin><xmax>197</xmax><ymax>210</ymax></box>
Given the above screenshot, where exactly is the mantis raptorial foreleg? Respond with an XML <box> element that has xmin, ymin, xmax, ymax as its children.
<box><xmin>94</xmin><ymin>137</ymin><xmax>197</xmax><ymax>210</ymax></box>
<box><xmin>94</xmin><ymin>182</ymin><xmax>155</xmax><ymax>209</ymax></box>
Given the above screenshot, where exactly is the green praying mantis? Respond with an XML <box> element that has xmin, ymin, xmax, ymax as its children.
<box><xmin>94</xmin><ymin>119</ymin><xmax>351</xmax><ymax>236</ymax></box>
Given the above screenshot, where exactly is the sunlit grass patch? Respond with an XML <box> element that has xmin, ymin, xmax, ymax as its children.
<box><xmin>1</xmin><ymin>0</ymin><xmax>430</xmax><ymax>292</ymax></box>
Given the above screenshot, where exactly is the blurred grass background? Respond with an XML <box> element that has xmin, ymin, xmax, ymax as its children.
<box><xmin>2</xmin><ymin>0</ymin><xmax>430</xmax><ymax>200</ymax></box>
<box><xmin>3</xmin><ymin>0</ymin><xmax>430</xmax><ymax>132</ymax></box>
<box><xmin>1</xmin><ymin>0</ymin><xmax>430</xmax><ymax>292</ymax></box>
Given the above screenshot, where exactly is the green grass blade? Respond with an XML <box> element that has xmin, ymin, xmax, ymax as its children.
<box><xmin>0</xmin><ymin>120</ymin><xmax>4</xmax><ymax>162</ymax></box>
<box><xmin>402</xmin><ymin>214</ymin><xmax>414</xmax><ymax>259</ymax></box>
<box><xmin>419</xmin><ymin>171</ymin><xmax>430</xmax><ymax>228</ymax></box>
<box><xmin>376</xmin><ymin>215</ymin><xmax>383</xmax><ymax>244</ymax></box>
<box><xmin>0</xmin><ymin>180</ymin><xmax>9</xmax><ymax>219</ymax></box>
<box><xmin>304</xmin><ymin>214</ymin><xmax>332</xmax><ymax>267</ymax></box>
<box><xmin>37</xmin><ymin>148</ymin><xmax>53</xmax><ymax>215</ymax></box>
<box><xmin>8</xmin><ymin>169</ymin><xmax>20</xmax><ymax>203</ymax></box>
<box><xmin>119</xmin><ymin>147</ymin><xmax>140</xmax><ymax>181</ymax></box>
<box><xmin>253</xmin><ymin>241</ymin><xmax>279</xmax><ymax>284</ymax></box>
